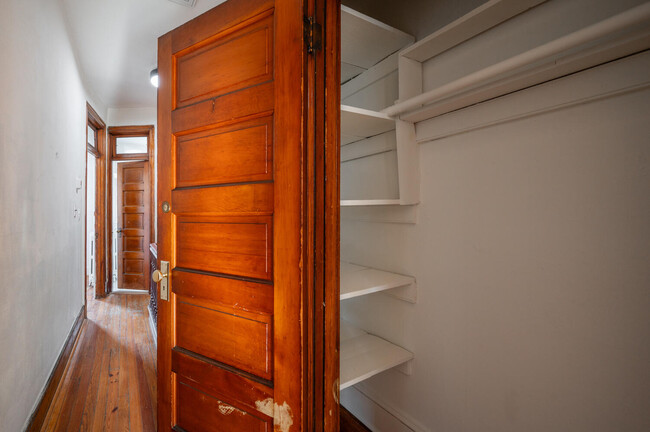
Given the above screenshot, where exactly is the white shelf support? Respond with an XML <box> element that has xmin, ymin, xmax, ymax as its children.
<box><xmin>395</xmin><ymin>120</ymin><xmax>419</xmax><ymax>205</ymax></box>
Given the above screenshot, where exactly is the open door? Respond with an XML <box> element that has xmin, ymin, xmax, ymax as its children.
<box><xmin>156</xmin><ymin>0</ymin><xmax>340</xmax><ymax>430</ymax></box>
<box><xmin>117</xmin><ymin>161</ymin><xmax>150</xmax><ymax>290</ymax></box>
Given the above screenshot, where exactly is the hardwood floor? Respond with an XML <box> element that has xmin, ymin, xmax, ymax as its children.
<box><xmin>41</xmin><ymin>288</ymin><xmax>156</xmax><ymax>431</ymax></box>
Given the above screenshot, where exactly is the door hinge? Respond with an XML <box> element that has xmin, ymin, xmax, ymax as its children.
<box><xmin>304</xmin><ymin>16</ymin><xmax>322</xmax><ymax>54</ymax></box>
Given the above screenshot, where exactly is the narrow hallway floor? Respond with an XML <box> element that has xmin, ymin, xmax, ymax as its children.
<box><xmin>41</xmin><ymin>288</ymin><xmax>156</xmax><ymax>431</ymax></box>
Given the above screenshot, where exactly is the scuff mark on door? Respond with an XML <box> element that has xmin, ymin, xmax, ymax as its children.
<box><xmin>273</xmin><ymin>401</ymin><xmax>293</xmax><ymax>432</ymax></box>
<box><xmin>255</xmin><ymin>397</ymin><xmax>274</xmax><ymax>417</ymax></box>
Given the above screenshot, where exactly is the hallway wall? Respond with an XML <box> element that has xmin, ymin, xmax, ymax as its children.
<box><xmin>0</xmin><ymin>1</ymin><xmax>105</xmax><ymax>430</ymax></box>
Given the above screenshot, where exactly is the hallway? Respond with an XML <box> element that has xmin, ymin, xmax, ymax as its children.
<box><xmin>41</xmin><ymin>290</ymin><xmax>156</xmax><ymax>431</ymax></box>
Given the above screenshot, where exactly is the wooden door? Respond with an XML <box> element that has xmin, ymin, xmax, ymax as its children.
<box><xmin>156</xmin><ymin>0</ymin><xmax>340</xmax><ymax>430</ymax></box>
<box><xmin>117</xmin><ymin>161</ymin><xmax>150</xmax><ymax>290</ymax></box>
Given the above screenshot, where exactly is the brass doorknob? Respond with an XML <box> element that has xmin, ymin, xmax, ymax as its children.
<box><xmin>152</xmin><ymin>270</ymin><xmax>168</xmax><ymax>283</ymax></box>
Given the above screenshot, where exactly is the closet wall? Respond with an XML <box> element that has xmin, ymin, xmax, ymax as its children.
<box><xmin>339</xmin><ymin>0</ymin><xmax>650</xmax><ymax>431</ymax></box>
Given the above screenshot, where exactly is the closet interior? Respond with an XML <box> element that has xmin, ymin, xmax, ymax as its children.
<box><xmin>338</xmin><ymin>5</ymin><xmax>418</xmax><ymax>395</ymax></box>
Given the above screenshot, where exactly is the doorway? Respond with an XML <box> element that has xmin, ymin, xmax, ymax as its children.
<box><xmin>85</xmin><ymin>103</ymin><xmax>107</xmax><ymax>301</ymax></box>
<box><xmin>107</xmin><ymin>126</ymin><xmax>155</xmax><ymax>294</ymax></box>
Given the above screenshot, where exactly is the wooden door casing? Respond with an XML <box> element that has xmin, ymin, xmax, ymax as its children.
<box><xmin>117</xmin><ymin>161</ymin><xmax>150</xmax><ymax>290</ymax></box>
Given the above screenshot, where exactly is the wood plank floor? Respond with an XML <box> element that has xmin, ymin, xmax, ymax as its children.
<box><xmin>41</xmin><ymin>288</ymin><xmax>156</xmax><ymax>431</ymax></box>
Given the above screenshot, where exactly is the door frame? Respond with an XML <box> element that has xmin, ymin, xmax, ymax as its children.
<box><xmin>107</xmin><ymin>125</ymin><xmax>155</xmax><ymax>294</ymax></box>
<box><xmin>317</xmin><ymin>0</ymin><xmax>341</xmax><ymax>428</ymax></box>
<box><xmin>85</xmin><ymin>103</ymin><xmax>108</xmax><ymax>301</ymax></box>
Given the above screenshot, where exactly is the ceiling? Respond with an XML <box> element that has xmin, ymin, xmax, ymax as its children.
<box><xmin>60</xmin><ymin>0</ymin><xmax>226</xmax><ymax>109</ymax></box>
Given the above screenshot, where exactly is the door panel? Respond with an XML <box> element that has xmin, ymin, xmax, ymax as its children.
<box><xmin>157</xmin><ymin>0</ymin><xmax>339</xmax><ymax>430</ymax></box>
<box><xmin>175</xmin><ymin>117</ymin><xmax>273</xmax><ymax>187</ymax></box>
<box><xmin>172</xmin><ymin>271</ymin><xmax>273</xmax><ymax>315</ymax></box>
<box><xmin>117</xmin><ymin>161</ymin><xmax>150</xmax><ymax>290</ymax></box>
<box><xmin>175</xmin><ymin>12</ymin><xmax>273</xmax><ymax>108</ymax></box>
<box><xmin>176</xmin><ymin>381</ymin><xmax>271</xmax><ymax>432</ymax></box>
<box><xmin>176</xmin><ymin>300</ymin><xmax>272</xmax><ymax>379</ymax></box>
<box><xmin>175</xmin><ymin>216</ymin><xmax>272</xmax><ymax>280</ymax></box>
<box><xmin>158</xmin><ymin>0</ymin><xmax>304</xmax><ymax>430</ymax></box>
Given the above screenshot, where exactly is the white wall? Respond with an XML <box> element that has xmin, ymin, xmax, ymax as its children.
<box><xmin>341</xmin><ymin>50</ymin><xmax>650</xmax><ymax>432</ymax></box>
<box><xmin>0</xmin><ymin>1</ymin><xmax>103</xmax><ymax>430</ymax></box>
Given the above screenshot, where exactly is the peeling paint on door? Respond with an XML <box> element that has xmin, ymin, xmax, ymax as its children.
<box><xmin>255</xmin><ymin>397</ymin><xmax>274</xmax><ymax>417</ymax></box>
<box><xmin>273</xmin><ymin>401</ymin><xmax>293</xmax><ymax>432</ymax></box>
<box><xmin>218</xmin><ymin>403</ymin><xmax>236</xmax><ymax>415</ymax></box>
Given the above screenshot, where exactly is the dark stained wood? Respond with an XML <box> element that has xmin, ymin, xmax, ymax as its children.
<box><xmin>175</xmin><ymin>12</ymin><xmax>274</xmax><ymax>108</ymax></box>
<box><xmin>107</xmin><ymin>125</ymin><xmax>155</xmax><ymax>294</ymax></box>
<box><xmin>323</xmin><ymin>0</ymin><xmax>342</xmax><ymax>429</ymax></box>
<box><xmin>175</xmin><ymin>381</ymin><xmax>270</xmax><ymax>432</ymax></box>
<box><xmin>156</xmin><ymin>30</ymin><xmax>174</xmax><ymax>432</ymax></box>
<box><xmin>176</xmin><ymin>300</ymin><xmax>272</xmax><ymax>379</ymax></box>
<box><xmin>172</xmin><ymin>348</ymin><xmax>273</xmax><ymax>414</ymax></box>
<box><xmin>172</xmin><ymin>269</ymin><xmax>273</xmax><ymax>315</ymax></box>
<box><xmin>175</xmin><ymin>215</ymin><xmax>273</xmax><ymax>280</ymax></box>
<box><xmin>171</xmin><ymin>183</ymin><xmax>273</xmax><ymax>215</ymax></box>
<box><xmin>273</xmin><ymin>0</ymin><xmax>308</xmax><ymax>429</ymax></box>
<box><xmin>170</xmin><ymin>0</ymin><xmax>274</xmax><ymax>53</ymax></box>
<box><xmin>86</xmin><ymin>103</ymin><xmax>108</xmax><ymax>299</ymax></box>
<box><xmin>171</xmin><ymin>83</ymin><xmax>273</xmax><ymax>134</ymax></box>
<box><xmin>39</xmin><ymin>289</ymin><xmax>156</xmax><ymax>431</ymax></box>
<box><xmin>158</xmin><ymin>0</ymin><xmax>338</xmax><ymax>430</ymax></box>
<box><xmin>340</xmin><ymin>407</ymin><xmax>371</xmax><ymax>432</ymax></box>
<box><xmin>117</xmin><ymin>161</ymin><xmax>151</xmax><ymax>290</ymax></box>
<box><xmin>175</xmin><ymin>117</ymin><xmax>273</xmax><ymax>187</ymax></box>
<box><xmin>25</xmin><ymin>307</ymin><xmax>84</xmax><ymax>432</ymax></box>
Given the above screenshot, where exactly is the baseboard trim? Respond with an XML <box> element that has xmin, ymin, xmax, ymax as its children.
<box><xmin>24</xmin><ymin>306</ymin><xmax>85</xmax><ymax>432</ymax></box>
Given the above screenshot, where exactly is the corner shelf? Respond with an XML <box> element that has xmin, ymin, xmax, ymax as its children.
<box><xmin>341</xmin><ymin>262</ymin><xmax>415</xmax><ymax>301</ymax></box>
<box><xmin>341</xmin><ymin>5</ymin><xmax>414</xmax><ymax>82</ymax></box>
<box><xmin>341</xmin><ymin>105</ymin><xmax>395</xmax><ymax>146</ymax></box>
<box><xmin>340</xmin><ymin>320</ymin><xmax>414</xmax><ymax>390</ymax></box>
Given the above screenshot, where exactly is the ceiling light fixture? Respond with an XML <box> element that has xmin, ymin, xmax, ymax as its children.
<box><xmin>150</xmin><ymin>68</ymin><xmax>159</xmax><ymax>88</ymax></box>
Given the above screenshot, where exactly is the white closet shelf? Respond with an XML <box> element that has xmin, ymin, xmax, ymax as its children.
<box><xmin>341</xmin><ymin>105</ymin><xmax>395</xmax><ymax>146</ymax></box>
<box><xmin>341</xmin><ymin>6</ymin><xmax>414</xmax><ymax>70</ymax></box>
<box><xmin>340</xmin><ymin>199</ymin><xmax>402</xmax><ymax>207</ymax></box>
<box><xmin>341</xmin><ymin>262</ymin><xmax>415</xmax><ymax>300</ymax></box>
<box><xmin>340</xmin><ymin>320</ymin><xmax>413</xmax><ymax>390</ymax></box>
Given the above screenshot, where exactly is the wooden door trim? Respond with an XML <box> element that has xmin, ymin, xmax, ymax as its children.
<box><xmin>320</xmin><ymin>0</ymin><xmax>341</xmax><ymax>429</ymax></box>
<box><xmin>86</xmin><ymin>103</ymin><xmax>107</xmax><ymax>299</ymax></box>
<box><xmin>107</xmin><ymin>125</ymin><xmax>155</xmax><ymax>294</ymax></box>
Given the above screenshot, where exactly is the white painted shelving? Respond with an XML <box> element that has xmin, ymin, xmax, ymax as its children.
<box><xmin>340</xmin><ymin>105</ymin><xmax>395</xmax><ymax>146</ymax></box>
<box><xmin>341</xmin><ymin>6</ymin><xmax>414</xmax><ymax>82</ymax></box>
<box><xmin>339</xmin><ymin>6</ymin><xmax>417</xmax><ymax>396</ymax></box>
<box><xmin>340</xmin><ymin>262</ymin><xmax>415</xmax><ymax>301</ymax></box>
<box><xmin>340</xmin><ymin>320</ymin><xmax>414</xmax><ymax>390</ymax></box>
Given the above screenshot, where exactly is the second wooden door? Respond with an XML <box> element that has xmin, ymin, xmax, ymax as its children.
<box><xmin>117</xmin><ymin>161</ymin><xmax>150</xmax><ymax>290</ymax></box>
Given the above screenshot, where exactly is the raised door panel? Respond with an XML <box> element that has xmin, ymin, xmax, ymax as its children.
<box><xmin>176</xmin><ymin>300</ymin><xmax>272</xmax><ymax>379</ymax></box>
<box><xmin>175</xmin><ymin>216</ymin><xmax>272</xmax><ymax>281</ymax></box>
<box><xmin>176</xmin><ymin>382</ymin><xmax>271</xmax><ymax>432</ymax></box>
<box><xmin>175</xmin><ymin>13</ymin><xmax>273</xmax><ymax>108</ymax></box>
<box><xmin>175</xmin><ymin>117</ymin><xmax>273</xmax><ymax>187</ymax></box>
